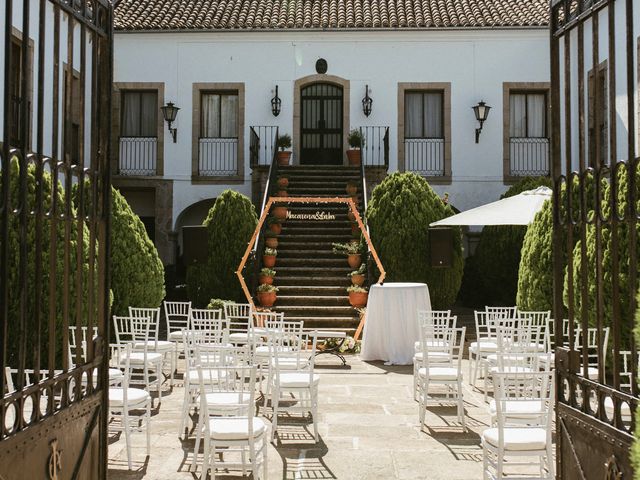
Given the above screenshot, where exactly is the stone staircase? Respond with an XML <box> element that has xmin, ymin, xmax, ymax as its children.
<box><xmin>271</xmin><ymin>165</ymin><xmax>363</xmax><ymax>335</ymax></box>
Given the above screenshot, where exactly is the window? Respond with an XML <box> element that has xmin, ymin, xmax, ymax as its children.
<box><xmin>509</xmin><ymin>92</ymin><xmax>547</xmax><ymax>138</ymax></box>
<box><xmin>9</xmin><ymin>38</ymin><xmax>28</xmax><ymax>147</ymax></box>
<box><xmin>503</xmin><ymin>83</ymin><xmax>550</xmax><ymax>180</ymax></box>
<box><xmin>64</xmin><ymin>70</ymin><xmax>81</xmax><ymax>163</ymax></box>
<box><xmin>121</xmin><ymin>91</ymin><xmax>158</xmax><ymax>137</ymax></box>
<box><xmin>588</xmin><ymin>64</ymin><xmax>608</xmax><ymax>167</ymax></box>
<box><xmin>404</xmin><ymin>92</ymin><xmax>443</xmax><ymax>139</ymax></box>
<box><xmin>200</xmin><ymin>92</ymin><xmax>238</xmax><ymax>138</ymax></box>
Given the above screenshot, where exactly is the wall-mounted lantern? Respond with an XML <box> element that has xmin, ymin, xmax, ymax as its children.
<box><xmin>362</xmin><ymin>84</ymin><xmax>373</xmax><ymax>117</ymax></box>
<box><xmin>472</xmin><ymin>100</ymin><xmax>491</xmax><ymax>143</ymax></box>
<box><xmin>161</xmin><ymin>101</ymin><xmax>180</xmax><ymax>143</ymax></box>
<box><xmin>271</xmin><ymin>86</ymin><xmax>281</xmax><ymax>117</ymax></box>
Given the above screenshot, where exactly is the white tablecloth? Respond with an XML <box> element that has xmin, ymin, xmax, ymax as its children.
<box><xmin>360</xmin><ymin>282</ymin><xmax>431</xmax><ymax>365</ymax></box>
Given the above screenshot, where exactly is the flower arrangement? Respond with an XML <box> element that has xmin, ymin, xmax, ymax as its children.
<box><xmin>322</xmin><ymin>336</ymin><xmax>361</xmax><ymax>354</ymax></box>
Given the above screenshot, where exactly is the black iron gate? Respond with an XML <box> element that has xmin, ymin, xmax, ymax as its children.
<box><xmin>300</xmin><ymin>83</ymin><xmax>343</xmax><ymax>165</ymax></box>
<box><xmin>551</xmin><ymin>0</ymin><xmax>638</xmax><ymax>477</ymax></box>
<box><xmin>0</xmin><ymin>0</ymin><xmax>112</xmax><ymax>478</ymax></box>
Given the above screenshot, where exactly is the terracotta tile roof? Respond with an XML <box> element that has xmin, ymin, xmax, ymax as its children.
<box><xmin>114</xmin><ymin>0</ymin><xmax>549</xmax><ymax>31</ymax></box>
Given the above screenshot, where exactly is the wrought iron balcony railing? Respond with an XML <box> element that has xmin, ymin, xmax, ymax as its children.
<box><xmin>509</xmin><ymin>137</ymin><xmax>550</xmax><ymax>176</ymax></box>
<box><xmin>118</xmin><ymin>136</ymin><xmax>157</xmax><ymax>175</ymax></box>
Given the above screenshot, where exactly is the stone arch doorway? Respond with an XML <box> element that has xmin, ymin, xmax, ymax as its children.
<box><xmin>293</xmin><ymin>74</ymin><xmax>350</xmax><ymax>165</ymax></box>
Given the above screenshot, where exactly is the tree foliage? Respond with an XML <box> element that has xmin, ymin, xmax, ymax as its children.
<box><xmin>473</xmin><ymin>176</ymin><xmax>552</xmax><ymax>306</ymax></box>
<box><xmin>109</xmin><ymin>187</ymin><xmax>165</xmax><ymax>315</ymax></box>
<box><xmin>366</xmin><ymin>172</ymin><xmax>464</xmax><ymax>309</ymax></box>
<box><xmin>186</xmin><ymin>190</ymin><xmax>258</xmax><ymax>307</ymax></box>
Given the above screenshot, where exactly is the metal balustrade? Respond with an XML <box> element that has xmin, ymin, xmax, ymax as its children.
<box><xmin>359</xmin><ymin>126</ymin><xmax>389</xmax><ymax>168</ymax></box>
<box><xmin>404</xmin><ymin>138</ymin><xmax>444</xmax><ymax>176</ymax></box>
<box><xmin>118</xmin><ymin>137</ymin><xmax>157</xmax><ymax>175</ymax></box>
<box><xmin>198</xmin><ymin>138</ymin><xmax>238</xmax><ymax>176</ymax></box>
<box><xmin>250</xmin><ymin>126</ymin><xmax>278</xmax><ymax>167</ymax></box>
<box><xmin>509</xmin><ymin>137</ymin><xmax>550</xmax><ymax>176</ymax></box>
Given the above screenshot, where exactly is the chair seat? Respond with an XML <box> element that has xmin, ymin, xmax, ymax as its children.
<box><xmin>277</xmin><ymin>372</ymin><xmax>320</xmax><ymax>388</ymax></box>
<box><xmin>581</xmin><ymin>366</ymin><xmax>599</xmax><ymax>380</ymax></box>
<box><xmin>123</xmin><ymin>351</ymin><xmax>163</xmax><ymax>364</ymax></box>
<box><xmin>254</xmin><ymin>345</ymin><xmax>292</xmax><ymax>357</ymax></box>
<box><xmin>489</xmin><ymin>399</ymin><xmax>546</xmax><ymax>418</ymax></box>
<box><xmin>188</xmin><ymin>369</ymin><xmax>227</xmax><ymax>384</ymax></box>
<box><xmin>168</xmin><ymin>330</ymin><xmax>184</xmax><ymax>341</ymax></box>
<box><xmin>482</xmin><ymin>427</ymin><xmax>548</xmax><ymax>451</ymax></box>
<box><xmin>109</xmin><ymin>387</ymin><xmax>151</xmax><ymax>408</ymax></box>
<box><xmin>413</xmin><ymin>351</ymin><xmax>451</xmax><ymax>363</ymax></box>
<box><xmin>414</xmin><ymin>340</ymin><xmax>451</xmax><ymax>352</ymax></box>
<box><xmin>470</xmin><ymin>340</ymin><xmax>498</xmax><ymax>353</ymax></box>
<box><xmin>271</xmin><ymin>357</ymin><xmax>309</xmax><ymax>370</ymax></box>
<box><xmin>109</xmin><ymin>368</ymin><xmax>124</xmax><ymax>383</ymax></box>
<box><xmin>486</xmin><ymin>353</ymin><xmax>529</xmax><ymax>364</ymax></box>
<box><xmin>134</xmin><ymin>340</ymin><xmax>173</xmax><ymax>353</ymax></box>
<box><xmin>417</xmin><ymin>367</ymin><xmax>460</xmax><ymax>381</ymax></box>
<box><xmin>204</xmin><ymin>392</ymin><xmax>252</xmax><ymax>409</ymax></box>
<box><xmin>209</xmin><ymin>417</ymin><xmax>266</xmax><ymax>440</ymax></box>
<box><xmin>229</xmin><ymin>332</ymin><xmax>250</xmax><ymax>343</ymax></box>
<box><xmin>489</xmin><ymin>366</ymin><xmax>533</xmax><ymax>375</ymax></box>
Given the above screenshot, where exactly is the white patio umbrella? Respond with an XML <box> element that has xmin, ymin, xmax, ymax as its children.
<box><xmin>430</xmin><ymin>186</ymin><xmax>552</xmax><ymax>227</ymax></box>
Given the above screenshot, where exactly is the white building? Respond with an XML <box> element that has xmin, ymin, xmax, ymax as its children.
<box><xmin>2</xmin><ymin>0</ymin><xmax>553</xmax><ymax>266</ymax></box>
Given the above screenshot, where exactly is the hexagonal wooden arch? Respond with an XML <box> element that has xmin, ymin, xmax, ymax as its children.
<box><xmin>236</xmin><ymin>196</ymin><xmax>386</xmax><ymax>338</ymax></box>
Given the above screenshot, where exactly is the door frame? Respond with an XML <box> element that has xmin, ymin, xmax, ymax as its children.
<box><xmin>293</xmin><ymin>74</ymin><xmax>350</xmax><ymax>165</ymax></box>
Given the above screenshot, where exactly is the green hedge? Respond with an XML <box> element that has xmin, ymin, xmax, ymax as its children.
<box><xmin>109</xmin><ymin>187</ymin><xmax>165</xmax><ymax>316</ymax></box>
<box><xmin>473</xmin><ymin>176</ymin><xmax>552</xmax><ymax>306</ymax></box>
<box><xmin>4</xmin><ymin>158</ymin><xmax>91</xmax><ymax>368</ymax></box>
<box><xmin>366</xmin><ymin>172</ymin><xmax>463</xmax><ymax>309</ymax></box>
<box><xmin>186</xmin><ymin>190</ymin><xmax>258</xmax><ymax>307</ymax></box>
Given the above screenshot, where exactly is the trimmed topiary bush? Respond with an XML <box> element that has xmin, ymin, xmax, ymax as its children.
<box><xmin>109</xmin><ymin>187</ymin><xmax>165</xmax><ymax>316</ymax></box>
<box><xmin>366</xmin><ymin>172</ymin><xmax>463</xmax><ymax>309</ymax></box>
<box><xmin>186</xmin><ymin>190</ymin><xmax>258</xmax><ymax>307</ymax></box>
<box><xmin>474</xmin><ymin>176</ymin><xmax>552</xmax><ymax>306</ymax></box>
<box><xmin>4</xmin><ymin>158</ymin><xmax>91</xmax><ymax>368</ymax></box>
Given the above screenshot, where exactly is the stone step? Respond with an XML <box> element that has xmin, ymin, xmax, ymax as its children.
<box><xmin>279</xmin><ymin>321</ymin><xmax>358</xmax><ymax>335</ymax></box>
<box><xmin>273</xmin><ymin>305</ymin><xmax>357</xmax><ymax>317</ymax></box>
<box><xmin>275</xmin><ymin>266</ymin><xmax>352</xmax><ymax>276</ymax></box>
<box><xmin>277</xmin><ymin>249</ymin><xmax>338</xmax><ymax>259</ymax></box>
<box><xmin>279</xmin><ymin>165</ymin><xmax>360</xmax><ymax>173</ymax></box>
<box><xmin>277</xmin><ymin>275</ymin><xmax>352</xmax><ymax>286</ymax></box>
<box><xmin>277</xmin><ymin>285</ymin><xmax>347</xmax><ymax>296</ymax></box>
<box><xmin>276</xmin><ymin>241</ymin><xmax>342</xmax><ymax>249</ymax></box>
<box><xmin>276</xmin><ymin>295</ymin><xmax>350</xmax><ymax>307</ymax></box>
<box><xmin>277</xmin><ymin>234</ymin><xmax>353</xmax><ymax>242</ymax></box>
<box><xmin>277</xmin><ymin>257</ymin><xmax>346</xmax><ymax>268</ymax></box>
<box><xmin>281</xmin><ymin>226</ymin><xmax>351</xmax><ymax>235</ymax></box>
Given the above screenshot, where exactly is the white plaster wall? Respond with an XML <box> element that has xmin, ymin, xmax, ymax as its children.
<box><xmin>114</xmin><ymin>29</ymin><xmax>550</xmax><ymax>227</ymax></box>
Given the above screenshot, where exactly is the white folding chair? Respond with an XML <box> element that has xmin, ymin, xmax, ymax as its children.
<box><xmin>416</xmin><ymin>326</ymin><xmax>467</xmax><ymax>432</ymax></box>
<box><xmin>268</xmin><ymin>328</ymin><xmax>319</xmax><ymax>443</ymax></box>
<box><xmin>163</xmin><ymin>300</ymin><xmax>192</xmax><ymax>372</ymax></box>
<box><xmin>108</xmin><ymin>342</ymin><xmax>152</xmax><ymax>470</ymax></box>
<box><xmin>224</xmin><ymin>302</ymin><xmax>255</xmax><ymax>345</ymax></box>
<box><xmin>486</xmin><ymin>306</ymin><xmax>518</xmax><ymax>318</ymax></box>
<box><xmin>469</xmin><ymin>311</ymin><xmax>514</xmax><ymax>386</ymax></box>
<box><xmin>113</xmin><ymin>315</ymin><xmax>163</xmax><ymax>406</ymax></box>
<box><xmin>190</xmin><ymin>308</ymin><xmax>229</xmax><ymax>345</ymax></box>
<box><xmin>68</xmin><ymin>325</ymin><xmax>123</xmax><ymax>386</ymax></box>
<box><xmin>129</xmin><ymin>306</ymin><xmax>176</xmax><ymax>388</ymax></box>
<box><xmin>575</xmin><ymin>326</ymin><xmax>610</xmax><ymax>380</ymax></box>
<box><xmin>482</xmin><ymin>371</ymin><xmax>555</xmax><ymax>480</ymax></box>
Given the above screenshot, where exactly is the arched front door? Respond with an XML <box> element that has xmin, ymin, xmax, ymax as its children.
<box><xmin>300</xmin><ymin>83</ymin><xmax>343</xmax><ymax>165</ymax></box>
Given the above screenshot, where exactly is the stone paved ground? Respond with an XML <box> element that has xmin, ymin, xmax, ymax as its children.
<box><xmin>108</xmin><ymin>355</ymin><xmax>553</xmax><ymax>480</ymax></box>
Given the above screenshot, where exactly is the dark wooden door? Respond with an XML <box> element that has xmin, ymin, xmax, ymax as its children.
<box><xmin>550</xmin><ymin>0</ymin><xmax>638</xmax><ymax>477</ymax></box>
<box><xmin>0</xmin><ymin>0</ymin><xmax>113</xmax><ymax>478</ymax></box>
<box><xmin>300</xmin><ymin>83</ymin><xmax>343</xmax><ymax>165</ymax></box>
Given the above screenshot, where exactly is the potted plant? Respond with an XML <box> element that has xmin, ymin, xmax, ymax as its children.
<box><xmin>276</xmin><ymin>134</ymin><xmax>293</xmax><ymax>166</ymax></box>
<box><xmin>267</xmin><ymin>216</ymin><xmax>282</xmax><ymax>235</ymax></box>
<box><xmin>347</xmin><ymin>285</ymin><xmax>368</xmax><ymax>308</ymax></box>
<box><xmin>257</xmin><ymin>283</ymin><xmax>279</xmax><ymax>307</ymax></box>
<box><xmin>265</xmin><ymin>230</ymin><xmax>278</xmax><ymax>249</ymax></box>
<box><xmin>259</xmin><ymin>267</ymin><xmax>276</xmax><ymax>285</ymax></box>
<box><xmin>277</xmin><ymin>176</ymin><xmax>289</xmax><ymax>189</ymax></box>
<box><xmin>276</xmin><ymin>188</ymin><xmax>288</xmax><ymax>197</ymax></box>
<box><xmin>348</xmin><ymin>263</ymin><xmax>366</xmax><ymax>287</ymax></box>
<box><xmin>273</xmin><ymin>204</ymin><xmax>288</xmax><ymax>220</ymax></box>
<box><xmin>346</xmin><ymin>129</ymin><xmax>364</xmax><ymax>166</ymax></box>
<box><xmin>332</xmin><ymin>242</ymin><xmax>362</xmax><ymax>269</ymax></box>
<box><xmin>263</xmin><ymin>247</ymin><xmax>277</xmax><ymax>268</ymax></box>
<box><xmin>346</xmin><ymin>182</ymin><xmax>358</xmax><ymax>196</ymax></box>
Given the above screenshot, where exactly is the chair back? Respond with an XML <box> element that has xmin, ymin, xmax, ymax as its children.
<box><xmin>129</xmin><ymin>307</ymin><xmax>162</xmax><ymax>344</ymax></box>
<box><xmin>486</xmin><ymin>306</ymin><xmax>518</xmax><ymax>318</ymax></box>
<box><xmin>190</xmin><ymin>308</ymin><xmax>228</xmax><ymax>344</ymax></box>
<box><xmin>163</xmin><ymin>301</ymin><xmax>191</xmax><ymax>338</ymax></box>
<box><xmin>475</xmin><ymin>310</ymin><xmax>515</xmax><ymax>341</ymax></box>
<box><xmin>224</xmin><ymin>302</ymin><xmax>254</xmax><ymax>337</ymax></box>
<box><xmin>417</xmin><ymin>310</ymin><xmax>456</xmax><ymax>329</ymax></box>
<box><xmin>113</xmin><ymin>315</ymin><xmax>150</xmax><ymax>345</ymax></box>
<box><xmin>268</xmin><ymin>328</ymin><xmax>317</xmax><ymax>385</ymax></box>
<box><xmin>419</xmin><ymin>326</ymin><xmax>465</xmax><ymax>370</ymax></box>
<box><xmin>68</xmin><ymin>325</ymin><xmax>97</xmax><ymax>366</ymax></box>
<box><xmin>493</xmin><ymin>371</ymin><xmax>554</xmax><ymax>447</ymax></box>
<box><xmin>254</xmin><ymin>311</ymin><xmax>284</xmax><ymax>329</ymax></box>
<box><xmin>573</xmin><ymin>326</ymin><xmax>610</xmax><ymax>368</ymax></box>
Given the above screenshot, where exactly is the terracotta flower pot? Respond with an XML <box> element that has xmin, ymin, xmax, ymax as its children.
<box><xmin>347</xmin><ymin>253</ymin><xmax>362</xmax><ymax>269</ymax></box>
<box><xmin>277</xmin><ymin>190</ymin><xmax>288</xmax><ymax>197</ymax></box>
<box><xmin>273</xmin><ymin>206</ymin><xmax>288</xmax><ymax>220</ymax></box>
<box><xmin>277</xmin><ymin>151</ymin><xmax>292</xmax><ymax>166</ymax></box>
<box><xmin>265</xmin><ymin>237</ymin><xmax>278</xmax><ymax>249</ymax></box>
<box><xmin>258</xmin><ymin>291</ymin><xmax>277</xmax><ymax>307</ymax></box>
<box><xmin>269</xmin><ymin>223</ymin><xmax>282</xmax><ymax>235</ymax></box>
<box><xmin>348</xmin><ymin>291</ymin><xmax>368</xmax><ymax>308</ymax></box>
<box><xmin>259</xmin><ymin>275</ymin><xmax>274</xmax><ymax>285</ymax></box>
<box><xmin>346</xmin><ymin>184</ymin><xmax>358</xmax><ymax>196</ymax></box>
<box><xmin>351</xmin><ymin>274</ymin><xmax>366</xmax><ymax>286</ymax></box>
<box><xmin>277</xmin><ymin>177</ymin><xmax>289</xmax><ymax>188</ymax></box>
<box><xmin>347</xmin><ymin>149</ymin><xmax>361</xmax><ymax>166</ymax></box>
<box><xmin>263</xmin><ymin>255</ymin><xmax>276</xmax><ymax>268</ymax></box>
